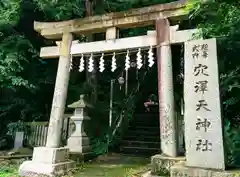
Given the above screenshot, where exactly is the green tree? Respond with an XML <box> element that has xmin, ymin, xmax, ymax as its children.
<box><xmin>0</xmin><ymin>0</ymin><xmax>56</xmax><ymax>135</ymax></box>
<box><xmin>189</xmin><ymin>0</ymin><xmax>240</xmax><ymax>166</ymax></box>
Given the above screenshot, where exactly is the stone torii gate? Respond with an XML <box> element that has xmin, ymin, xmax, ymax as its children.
<box><xmin>19</xmin><ymin>1</ymin><xmax>197</xmax><ymax>176</ymax></box>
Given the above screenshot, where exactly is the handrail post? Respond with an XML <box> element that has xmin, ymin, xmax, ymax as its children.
<box><xmin>109</xmin><ymin>80</ymin><xmax>114</xmax><ymax>128</ymax></box>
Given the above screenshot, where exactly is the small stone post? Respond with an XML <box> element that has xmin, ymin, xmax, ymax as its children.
<box><xmin>14</xmin><ymin>132</ymin><xmax>24</xmax><ymax>149</ymax></box>
<box><xmin>67</xmin><ymin>94</ymin><xmax>92</xmax><ymax>158</ymax></box>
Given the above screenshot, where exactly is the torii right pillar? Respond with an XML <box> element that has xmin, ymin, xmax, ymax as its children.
<box><xmin>151</xmin><ymin>18</ymin><xmax>185</xmax><ymax>175</ymax></box>
<box><xmin>156</xmin><ymin>18</ymin><xmax>177</xmax><ymax>157</ymax></box>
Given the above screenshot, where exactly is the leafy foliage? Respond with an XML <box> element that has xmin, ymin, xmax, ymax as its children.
<box><xmin>0</xmin><ymin>0</ymin><xmax>55</xmax><ymax>135</ymax></box>
<box><xmin>7</xmin><ymin>121</ymin><xmax>31</xmax><ymax>138</ymax></box>
<box><xmin>0</xmin><ymin>165</ymin><xmax>18</xmax><ymax>177</ymax></box>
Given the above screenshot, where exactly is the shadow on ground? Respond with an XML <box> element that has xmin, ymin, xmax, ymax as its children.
<box><xmin>73</xmin><ymin>153</ymin><xmax>151</xmax><ymax>177</ymax></box>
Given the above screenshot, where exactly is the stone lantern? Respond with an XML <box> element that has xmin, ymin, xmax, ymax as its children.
<box><xmin>66</xmin><ymin>94</ymin><xmax>92</xmax><ymax>157</ymax></box>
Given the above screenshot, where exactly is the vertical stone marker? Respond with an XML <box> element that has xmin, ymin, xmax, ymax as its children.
<box><xmin>14</xmin><ymin>132</ymin><xmax>24</xmax><ymax>149</ymax></box>
<box><xmin>184</xmin><ymin>38</ymin><xmax>225</xmax><ymax>170</ymax></box>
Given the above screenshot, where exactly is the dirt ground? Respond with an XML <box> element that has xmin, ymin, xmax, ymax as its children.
<box><xmin>0</xmin><ymin>152</ymin><xmax>151</xmax><ymax>177</ymax></box>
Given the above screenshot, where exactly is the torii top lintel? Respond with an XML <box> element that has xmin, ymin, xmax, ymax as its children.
<box><xmin>34</xmin><ymin>0</ymin><xmax>189</xmax><ymax>39</ymax></box>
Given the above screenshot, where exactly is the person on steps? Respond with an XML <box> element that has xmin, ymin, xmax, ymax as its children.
<box><xmin>144</xmin><ymin>94</ymin><xmax>158</xmax><ymax>112</ymax></box>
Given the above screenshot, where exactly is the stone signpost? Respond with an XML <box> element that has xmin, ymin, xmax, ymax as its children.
<box><xmin>170</xmin><ymin>38</ymin><xmax>229</xmax><ymax>177</ymax></box>
<box><xmin>184</xmin><ymin>38</ymin><xmax>225</xmax><ymax>170</ymax></box>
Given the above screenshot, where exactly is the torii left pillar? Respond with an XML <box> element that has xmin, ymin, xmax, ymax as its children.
<box><xmin>19</xmin><ymin>33</ymin><xmax>75</xmax><ymax>177</ymax></box>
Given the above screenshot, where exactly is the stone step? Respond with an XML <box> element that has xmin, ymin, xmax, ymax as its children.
<box><xmin>128</xmin><ymin>126</ymin><xmax>159</xmax><ymax>132</ymax></box>
<box><xmin>127</xmin><ymin>130</ymin><xmax>160</xmax><ymax>136</ymax></box>
<box><xmin>135</xmin><ymin>114</ymin><xmax>159</xmax><ymax>119</ymax></box>
<box><xmin>130</xmin><ymin>120</ymin><xmax>159</xmax><ymax>127</ymax></box>
<box><xmin>134</xmin><ymin>116</ymin><xmax>159</xmax><ymax>120</ymax></box>
<box><xmin>120</xmin><ymin>113</ymin><xmax>160</xmax><ymax>156</ymax></box>
<box><xmin>134</xmin><ymin>118</ymin><xmax>159</xmax><ymax>123</ymax></box>
<box><xmin>120</xmin><ymin>146</ymin><xmax>160</xmax><ymax>155</ymax></box>
<box><xmin>123</xmin><ymin>135</ymin><xmax>160</xmax><ymax>142</ymax></box>
<box><xmin>122</xmin><ymin>140</ymin><xmax>160</xmax><ymax>149</ymax></box>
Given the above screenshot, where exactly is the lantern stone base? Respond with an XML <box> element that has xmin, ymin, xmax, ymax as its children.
<box><xmin>151</xmin><ymin>154</ymin><xmax>185</xmax><ymax>175</ymax></box>
<box><xmin>171</xmin><ymin>161</ymin><xmax>240</xmax><ymax>177</ymax></box>
<box><xmin>67</xmin><ymin>136</ymin><xmax>92</xmax><ymax>162</ymax></box>
<box><xmin>69</xmin><ymin>152</ymin><xmax>94</xmax><ymax>163</ymax></box>
<box><xmin>19</xmin><ymin>147</ymin><xmax>75</xmax><ymax>177</ymax></box>
<box><xmin>67</xmin><ymin>136</ymin><xmax>91</xmax><ymax>153</ymax></box>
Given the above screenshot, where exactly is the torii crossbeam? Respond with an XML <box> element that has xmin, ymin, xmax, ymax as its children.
<box><xmin>34</xmin><ymin>0</ymin><xmax>188</xmax><ymax>39</ymax></box>
<box><xmin>40</xmin><ymin>28</ymin><xmax>199</xmax><ymax>58</ymax></box>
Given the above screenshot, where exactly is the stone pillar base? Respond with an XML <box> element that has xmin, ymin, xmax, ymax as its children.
<box><xmin>19</xmin><ymin>147</ymin><xmax>75</xmax><ymax>177</ymax></box>
<box><xmin>151</xmin><ymin>154</ymin><xmax>185</xmax><ymax>175</ymax></box>
<box><xmin>171</xmin><ymin>161</ymin><xmax>239</xmax><ymax>177</ymax></box>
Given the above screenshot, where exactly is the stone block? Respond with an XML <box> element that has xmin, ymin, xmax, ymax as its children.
<box><xmin>32</xmin><ymin>147</ymin><xmax>69</xmax><ymax>164</ymax></box>
<box><xmin>151</xmin><ymin>154</ymin><xmax>185</xmax><ymax>175</ymax></box>
<box><xmin>171</xmin><ymin>161</ymin><xmax>240</xmax><ymax>177</ymax></box>
<box><xmin>19</xmin><ymin>160</ymin><xmax>75</xmax><ymax>177</ymax></box>
<box><xmin>19</xmin><ymin>147</ymin><xmax>75</xmax><ymax>177</ymax></box>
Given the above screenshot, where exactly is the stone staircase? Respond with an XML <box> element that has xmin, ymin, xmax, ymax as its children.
<box><xmin>120</xmin><ymin>113</ymin><xmax>161</xmax><ymax>156</ymax></box>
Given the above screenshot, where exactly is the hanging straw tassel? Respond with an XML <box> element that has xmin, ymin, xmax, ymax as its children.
<box><xmin>111</xmin><ymin>52</ymin><xmax>117</xmax><ymax>72</ymax></box>
<box><xmin>125</xmin><ymin>50</ymin><xmax>130</xmax><ymax>71</ymax></box>
<box><xmin>79</xmin><ymin>54</ymin><xmax>84</xmax><ymax>72</ymax></box>
<box><xmin>136</xmin><ymin>48</ymin><xmax>143</xmax><ymax>69</ymax></box>
<box><xmin>99</xmin><ymin>53</ymin><xmax>105</xmax><ymax>72</ymax></box>
<box><xmin>88</xmin><ymin>53</ymin><xmax>94</xmax><ymax>72</ymax></box>
<box><xmin>148</xmin><ymin>46</ymin><xmax>154</xmax><ymax>68</ymax></box>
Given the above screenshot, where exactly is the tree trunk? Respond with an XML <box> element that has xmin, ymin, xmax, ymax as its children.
<box><xmin>85</xmin><ymin>0</ymin><xmax>98</xmax><ymax>103</ymax></box>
